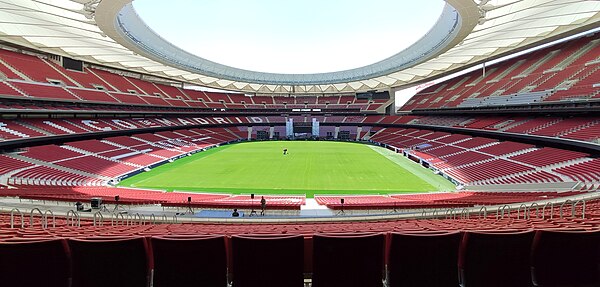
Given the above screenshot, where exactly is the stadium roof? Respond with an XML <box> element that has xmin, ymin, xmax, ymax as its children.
<box><xmin>0</xmin><ymin>0</ymin><xmax>599</xmax><ymax>94</ymax></box>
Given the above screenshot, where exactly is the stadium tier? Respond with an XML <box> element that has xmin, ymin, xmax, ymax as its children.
<box><xmin>1</xmin><ymin>229</ymin><xmax>600</xmax><ymax>287</ymax></box>
<box><xmin>315</xmin><ymin>191</ymin><xmax>582</xmax><ymax>210</ymax></box>
<box><xmin>1</xmin><ymin>185</ymin><xmax>585</xmax><ymax>211</ymax></box>
<box><xmin>371</xmin><ymin>127</ymin><xmax>598</xmax><ymax>186</ymax></box>
<box><xmin>400</xmin><ymin>33</ymin><xmax>600</xmax><ymax>111</ymax></box>
<box><xmin>390</xmin><ymin>115</ymin><xmax>600</xmax><ymax>144</ymax></box>
<box><xmin>0</xmin><ymin>48</ymin><xmax>390</xmax><ymax>112</ymax></box>
<box><xmin>2</xmin><ymin>114</ymin><xmax>598</xmax><ymax>143</ymax></box>
<box><xmin>0</xmin><ymin>122</ymin><xmax>597</xmax><ymax>188</ymax></box>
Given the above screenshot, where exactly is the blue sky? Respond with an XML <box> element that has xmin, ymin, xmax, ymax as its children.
<box><xmin>134</xmin><ymin>0</ymin><xmax>446</xmax><ymax>74</ymax></box>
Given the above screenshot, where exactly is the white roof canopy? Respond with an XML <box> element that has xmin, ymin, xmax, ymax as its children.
<box><xmin>0</xmin><ymin>0</ymin><xmax>598</xmax><ymax>94</ymax></box>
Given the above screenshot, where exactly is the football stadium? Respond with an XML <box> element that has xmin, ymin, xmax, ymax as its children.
<box><xmin>0</xmin><ymin>0</ymin><xmax>599</xmax><ymax>286</ymax></box>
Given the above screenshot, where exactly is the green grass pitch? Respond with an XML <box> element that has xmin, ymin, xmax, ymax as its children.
<box><xmin>118</xmin><ymin>141</ymin><xmax>455</xmax><ymax>197</ymax></box>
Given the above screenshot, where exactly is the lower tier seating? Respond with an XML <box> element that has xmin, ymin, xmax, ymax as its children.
<box><xmin>371</xmin><ymin>127</ymin><xmax>595</xmax><ymax>186</ymax></box>
<box><xmin>4</xmin><ymin>127</ymin><xmax>242</xmax><ymax>184</ymax></box>
<box><xmin>315</xmin><ymin>191</ymin><xmax>580</xmax><ymax>210</ymax></box>
<box><xmin>0</xmin><ymin>187</ymin><xmax>306</xmax><ymax>210</ymax></box>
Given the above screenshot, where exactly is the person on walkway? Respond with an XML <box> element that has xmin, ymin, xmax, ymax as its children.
<box><xmin>260</xmin><ymin>196</ymin><xmax>266</xmax><ymax>216</ymax></box>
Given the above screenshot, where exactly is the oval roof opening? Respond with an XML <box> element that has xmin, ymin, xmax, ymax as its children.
<box><xmin>134</xmin><ymin>0</ymin><xmax>446</xmax><ymax>74</ymax></box>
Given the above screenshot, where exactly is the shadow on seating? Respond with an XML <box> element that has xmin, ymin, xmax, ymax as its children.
<box><xmin>312</xmin><ymin>232</ymin><xmax>385</xmax><ymax>287</ymax></box>
<box><xmin>231</xmin><ymin>234</ymin><xmax>304</xmax><ymax>287</ymax></box>
<box><xmin>459</xmin><ymin>230</ymin><xmax>535</xmax><ymax>287</ymax></box>
<box><xmin>150</xmin><ymin>235</ymin><xmax>227</xmax><ymax>287</ymax></box>
<box><xmin>389</xmin><ymin>231</ymin><xmax>462</xmax><ymax>287</ymax></box>
<box><xmin>69</xmin><ymin>236</ymin><xmax>150</xmax><ymax>287</ymax></box>
<box><xmin>0</xmin><ymin>238</ymin><xmax>70</xmax><ymax>287</ymax></box>
<box><xmin>531</xmin><ymin>229</ymin><xmax>600</xmax><ymax>287</ymax></box>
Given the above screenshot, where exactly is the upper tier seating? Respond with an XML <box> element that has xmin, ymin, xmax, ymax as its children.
<box><xmin>0</xmin><ymin>50</ymin><xmax>75</xmax><ymax>85</ymax></box>
<box><xmin>410</xmin><ymin>115</ymin><xmax>600</xmax><ymax>144</ymax></box>
<box><xmin>0</xmin><ymin>48</ymin><xmax>387</xmax><ymax>111</ymax></box>
<box><xmin>0</xmin><ymin>82</ymin><xmax>24</xmax><ymax>97</ymax></box>
<box><xmin>88</xmin><ymin>68</ymin><xmax>139</xmax><ymax>93</ymax></box>
<box><xmin>46</xmin><ymin>63</ymin><xmax>109</xmax><ymax>89</ymax></box>
<box><xmin>67</xmin><ymin>88</ymin><xmax>119</xmax><ymax>103</ymax></box>
<box><xmin>10</xmin><ymin>81</ymin><xmax>80</xmax><ymax>101</ymax></box>
<box><xmin>400</xmin><ymin>33</ymin><xmax>600</xmax><ymax>111</ymax></box>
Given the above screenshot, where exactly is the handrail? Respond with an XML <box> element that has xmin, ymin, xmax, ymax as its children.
<box><xmin>478</xmin><ymin>206</ymin><xmax>487</xmax><ymax>219</ymax></box>
<box><xmin>43</xmin><ymin>210</ymin><xmax>55</xmax><ymax>228</ymax></box>
<box><xmin>93</xmin><ymin>211</ymin><xmax>104</xmax><ymax>226</ymax></box>
<box><xmin>66</xmin><ymin>210</ymin><xmax>80</xmax><ymax>227</ymax></box>
<box><xmin>10</xmin><ymin>208</ymin><xmax>24</xmax><ymax>229</ymax></box>
<box><xmin>529</xmin><ymin>203</ymin><xmax>540</xmax><ymax>219</ymax></box>
<box><xmin>172</xmin><ymin>214</ymin><xmax>178</xmax><ymax>224</ymax></box>
<box><xmin>573</xmin><ymin>199</ymin><xmax>586</xmax><ymax>219</ymax></box>
<box><xmin>445</xmin><ymin>208</ymin><xmax>455</xmax><ymax>219</ymax></box>
<box><xmin>517</xmin><ymin>204</ymin><xmax>528</xmax><ymax>220</ymax></box>
<box><xmin>161</xmin><ymin>214</ymin><xmax>168</xmax><ymax>223</ymax></box>
<box><xmin>559</xmin><ymin>200</ymin><xmax>574</xmax><ymax>219</ymax></box>
<box><xmin>126</xmin><ymin>214</ymin><xmax>134</xmax><ymax>226</ymax></box>
<box><xmin>29</xmin><ymin>208</ymin><xmax>43</xmax><ymax>228</ymax></box>
<box><xmin>496</xmin><ymin>205</ymin><xmax>510</xmax><ymax>219</ymax></box>
<box><xmin>542</xmin><ymin>202</ymin><xmax>554</xmax><ymax>219</ymax></box>
<box><xmin>150</xmin><ymin>214</ymin><xmax>156</xmax><ymax>224</ymax></box>
<box><xmin>111</xmin><ymin>212</ymin><xmax>125</xmax><ymax>226</ymax></box>
<box><xmin>460</xmin><ymin>208</ymin><xmax>469</xmax><ymax>219</ymax></box>
<box><xmin>134</xmin><ymin>213</ymin><xmax>142</xmax><ymax>225</ymax></box>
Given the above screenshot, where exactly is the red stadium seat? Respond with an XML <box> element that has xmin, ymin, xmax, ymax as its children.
<box><xmin>0</xmin><ymin>238</ymin><xmax>70</xmax><ymax>287</ymax></box>
<box><xmin>312</xmin><ymin>232</ymin><xmax>385</xmax><ymax>287</ymax></box>
<box><xmin>388</xmin><ymin>231</ymin><xmax>462</xmax><ymax>287</ymax></box>
<box><xmin>531</xmin><ymin>229</ymin><xmax>600</xmax><ymax>287</ymax></box>
<box><xmin>68</xmin><ymin>236</ymin><xmax>150</xmax><ymax>287</ymax></box>
<box><xmin>459</xmin><ymin>230</ymin><xmax>535</xmax><ymax>287</ymax></box>
<box><xmin>231</xmin><ymin>234</ymin><xmax>304</xmax><ymax>287</ymax></box>
<box><xmin>150</xmin><ymin>235</ymin><xmax>227</xmax><ymax>287</ymax></box>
